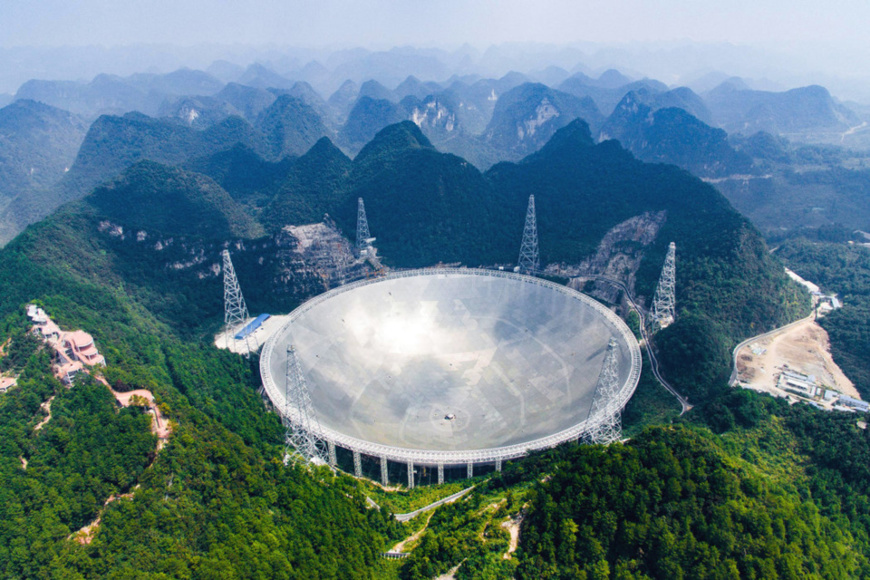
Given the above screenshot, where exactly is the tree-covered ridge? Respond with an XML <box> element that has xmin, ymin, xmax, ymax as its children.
<box><xmin>0</xmin><ymin>223</ymin><xmax>400</xmax><ymax>578</ymax></box>
<box><xmin>255</xmin><ymin>94</ymin><xmax>333</xmax><ymax>159</ymax></box>
<box><xmin>601</xmin><ymin>93</ymin><xmax>752</xmax><ymax>178</ymax></box>
<box><xmin>389</xmin><ymin>395</ymin><xmax>870</xmax><ymax>580</ymax></box>
<box><xmin>3</xmin><ymin>118</ymin><xmax>807</xmax><ymax>403</ymax></box>
<box><xmin>0</xmin><ymin>99</ymin><xmax>87</xmax><ymax>204</ymax></box>
<box><xmin>0</xmin><ymin>99</ymin><xmax>89</xmax><ymax>244</ymax></box>
<box><xmin>85</xmin><ymin>160</ymin><xmax>264</xmax><ymax>239</ymax></box>
<box><xmin>518</xmin><ymin>426</ymin><xmax>858</xmax><ymax>579</ymax></box>
<box><xmin>0</xmin><ymin>344</ymin><xmax>156</xmax><ymax>577</ymax></box>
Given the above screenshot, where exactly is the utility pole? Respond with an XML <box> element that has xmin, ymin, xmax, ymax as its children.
<box><xmin>517</xmin><ymin>194</ymin><xmax>540</xmax><ymax>275</ymax></box>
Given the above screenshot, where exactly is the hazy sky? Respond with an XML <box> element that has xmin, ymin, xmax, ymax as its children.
<box><xmin>2</xmin><ymin>0</ymin><xmax>869</xmax><ymax>50</ymax></box>
<box><xmin>4</xmin><ymin>0</ymin><xmax>870</xmax><ymax>100</ymax></box>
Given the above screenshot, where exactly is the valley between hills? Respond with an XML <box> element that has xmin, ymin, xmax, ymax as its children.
<box><xmin>2</xmin><ymin>47</ymin><xmax>870</xmax><ymax>579</ymax></box>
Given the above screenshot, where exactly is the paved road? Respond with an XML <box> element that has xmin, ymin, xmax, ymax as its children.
<box><xmin>586</xmin><ymin>276</ymin><xmax>692</xmax><ymax>414</ymax></box>
<box><xmin>728</xmin><ymin>311</ymin><xmax>817</xmax><ymax>387</ymax></box>
<box><xmin>393</xmin><ymin>486</ymin><xmax>475</xmax><ymax>522</ymax></box>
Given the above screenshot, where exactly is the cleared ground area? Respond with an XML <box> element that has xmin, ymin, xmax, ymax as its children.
<box><xmin>736</xmin><ymin>318</ymin><xmax>858</xmax><ymax>401</ymax></box>
<box><xmin>215</xmin><ymin>314</ymin><xmax>290</xmax><ymax>356</ymax></box>
<box><xmin>261</xmin><ymin>269</ymin><xmax>640</xmax><ymax>463</ymax></box>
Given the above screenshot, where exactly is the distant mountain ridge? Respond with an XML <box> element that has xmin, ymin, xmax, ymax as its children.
<box><xmin>600</xmin><ymin>91</ymin><xmax>751</xmax><ymax>178</ymax></box>
<box><xmin>705</xmin><ymin>83</ymin><xmax>859</xmax><ymax>135</ymax></box>
<box><xmin>15</xmin><ymin>69</ymin><xmax>225</xmax><ymax>118</ymax></box>
<box><xmin>0</xmin><ymin>99</ymin><xmax>88</xmax><ymax>243</ymax></box>
<box><xmin>5</xmin><ymin>61</ymin><xmax>870</xmax><ymax>246</ymax></box>
<box><xmin>482</xmin><ymin>83</ymin><xmax>603</xmax><ymax>159</ymax></box>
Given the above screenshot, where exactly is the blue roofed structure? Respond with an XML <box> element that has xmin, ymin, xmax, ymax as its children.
<box><xmin>235</xmin><ymin>314</ymin><xmax>271</xmax><ymax>340</ymax></box>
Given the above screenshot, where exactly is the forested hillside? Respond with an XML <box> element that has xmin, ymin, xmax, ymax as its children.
<box><xmin>0</xmin><ymin>205</ymin><xmax>400</xmax><ymax>577</ymax></box>
<box><xmin>390</xmin><ymin>394</ymin><xmax>870</xmax><ymax>579</ymax></box>
<box><xmin>0</xmin><ymin>115</ymin><xmax>816</xmax><ymax>578</ymax></box>
<box><xmin>25</xmin><ymin>118</ymin><xmax>803</xmax><ymax>402</ymax></box>
<box><xmin>0</xmin><ymin>100</ymin><xmax>88</xmax><ymax>244</ymax></box>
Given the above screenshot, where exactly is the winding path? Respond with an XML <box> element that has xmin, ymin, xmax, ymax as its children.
<box><xmin>586</xmin><ymin>275</ymin><xmax>691</xmax><ymax>413</ymax></box>
<box><xmin>393</xmin><ymin>486</ymin><xmax>475</xmax><ymax>522</ymax></box>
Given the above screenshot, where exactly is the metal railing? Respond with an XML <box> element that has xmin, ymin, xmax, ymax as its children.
<box><xmin>260</xmin><ymin>268</ymin><xmax>642</xmax><ymax>466</ymax></box>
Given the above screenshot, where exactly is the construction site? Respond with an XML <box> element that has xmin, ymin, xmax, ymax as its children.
<box><xmin>733</xmin><ymin>269</ymin><xmax>863</xmax><ymax>412</ymax></box>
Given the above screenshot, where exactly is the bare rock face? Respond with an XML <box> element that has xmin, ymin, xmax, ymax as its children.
<box><xmin>545</xmin><ymin>210</ymin><xmax>667</xmax><ymax>308</ymax></box>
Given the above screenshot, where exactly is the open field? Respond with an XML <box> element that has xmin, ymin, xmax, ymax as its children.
<box><xmin>736</xmin><ymin>318</ymin><xmax>858</xmax><ymax>403</ymax></box>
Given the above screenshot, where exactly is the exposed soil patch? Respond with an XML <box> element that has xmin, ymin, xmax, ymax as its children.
<box><xmin>33</xmin><ymin>396</ymin><xmax>55</xmax><ymax>432</ymax></box>
<box><xmin>737</xmin><ymin>319</ymin><xmax>858</xmax><ymax>400</ymax></box>
<box><xmin>502</xmin><ymin>514</ymin><xmax>523</xmax><ymax>559</ymax></box>
<box><xmin>390</xmin><ymin>512</ymin><xmax>435</xmax><ymax>553</ymax></box>
<box><xmin>70</xmin><ymin>492</ymin><xmax>134</xmax><ymax>545</ymax></box>
<box><xmin>101</xmin><ymin>378</ymin><xmax>172</xmax><ymax>441</ymax></box>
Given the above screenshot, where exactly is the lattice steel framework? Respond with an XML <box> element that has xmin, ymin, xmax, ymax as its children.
<box><xmin>356</xmin><ymin>197</ymin><xmax>371</xmax><ymax>251</ymax></box>
<box><xmin>651</xmin><ymin>242</ymin><xmax>676</xmax><ymax>330</ymax></box>
<box><xmin>517</xmin><ymin>195</ymin><xmax>540</xmax><ymax>275</ymax></box>
<box><xmin>584</xmin><ymin>338</ymin><xmax>622</xmax><ymax>445</ymax></box>
<box><xmin>259</xmin><ymin>268</ymin><xmax>642</xmax><ymax>467</ymax></box>
<box><xmin>283</xmin><ymin>345</ymin><xmax>328</xmax><ymax>466</ymax></box>
<box><xmin>222</xmin><ymin>250</ymin><xmax>253</xmax><ymax>355</ymax></box>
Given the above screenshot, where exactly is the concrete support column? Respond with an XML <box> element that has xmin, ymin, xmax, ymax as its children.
<box><xmin>437</xmin><ymin>463</ymin><xmax>444</xmax><ymax>485</ymax></box>
<box><xmin>495</xmin><ymin>457</ymin><xmax>502</xmax><ymax>472</ymax></box>
<box><xmin>407</xmin><ymin>461</ymin><xmax>415</xmax><ymax>489</ymax></box>
<box><xmin>380</xmin><ymin>455</ymin><xmax>388</xmax><ymax>486</ymax></box>
<box><xmin>353</xmin><ymin>451</ymin><xmax>362</xmax><ymax>478</ymax></box>
<box><xmin>467</xmin><ymin>462</ymin><xmax>473</xmax><ymax>479</ymax></box>
<box><xmin>327</xmin><ymin>440</ymin><xmax>337</xmax><ymax>467</ymax></box>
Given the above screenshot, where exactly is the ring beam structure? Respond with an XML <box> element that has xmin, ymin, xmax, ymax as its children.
<box><xmin>260</xmin><ymin>268</ymin><xmax>641</xmax><ymax>467</ymax></box>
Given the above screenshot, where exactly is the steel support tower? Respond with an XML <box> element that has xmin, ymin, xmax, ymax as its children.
<box><xmin>283</xmin><ymin>345</ymin><xmax>328</xmax><ymax>466</ymax></box>
<box><xmin>517</xmin><ymin>195</ymin><xmax>540</xmax><ymax>275</ymax></box>
<box><xmin>222</xmin><ymin>250</ymin><xmax>253</xmax><ymax>355</ymax></box>
<box><xmin>584</xmin><ymin>338</ymin><xmax>622</xmax><ymax>445</ymax></box>
<box><xmin>651</xmin><ymin>242</ymin><xmax>676</xmax><ymax>330</ymax></box>
<box><xmin>356</xmin><ymin>197</ymin><xmax>371</xmax><ymax>252</ymax></box>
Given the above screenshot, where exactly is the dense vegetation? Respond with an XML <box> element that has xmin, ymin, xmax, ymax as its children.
<box><xmin>518</xmin><ymin>426</ymin><xmax>856</xmax><ymax>579</ymax></box>
<box><xmin>715</xmin><ymin>167</ymin><xmax>870</xmax><ymax>239</ymax></box>
<box><xmin>0</xmin><ymin>112</ymin><xmax>829</xmax><ymax>578</ymax></box>
<box><xmin>0</xmin><ymin>207</ymin><xmax>400</xmax><ymax>577</ymax></box>
<box><xmin>86</xmin><ymin>161</ymin><xmax>265</xmax><ymax>239</ymax></box>
<box><xmin>386</xmin><ymin>388</ymin><xmax>870</xmax><ymax>579</ymax></box>
<box><xmin>601</xmin><ymin>96</ymin><xmax>752</xmax><ymax>178</ymax></box>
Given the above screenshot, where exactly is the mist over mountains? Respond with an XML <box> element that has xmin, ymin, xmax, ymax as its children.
<box><xmin>4</xmin><ymin>45</ymin><xmax>870</xmax><ymax>247</ymax></box>
<box><xmin>9</xmin><ymin>34</ymin><xmax>870</xmax><ymax>578</ymax></box>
